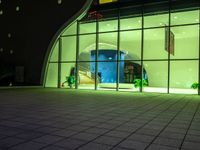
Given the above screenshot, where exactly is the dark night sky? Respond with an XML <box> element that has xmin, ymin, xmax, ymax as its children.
<box><xmin>0</xmin><ymin>0</ymin><xmax>87</xmax><ymax>85</ymax></box>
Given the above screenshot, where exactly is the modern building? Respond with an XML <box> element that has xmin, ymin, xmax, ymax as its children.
<box><xmin>42</xmin><ymin>0</ymin><xmax>200</xmax><ymax>95</ymax></box>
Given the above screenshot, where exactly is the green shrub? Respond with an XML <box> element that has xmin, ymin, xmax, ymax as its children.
<box><xmin>191</xmin><ymin>82</ymin><xmax>200</xmax><ymax>89</ymax></box>
<box><xmin>133</xmin><ymin>79</ymin><xmax>148</xmax><ymax>88</ymax></box>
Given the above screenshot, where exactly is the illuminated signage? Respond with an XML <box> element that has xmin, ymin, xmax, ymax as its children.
<box><xmin>99</xmin><ymin>0</ymin><xmax>117</xmax><ymax>4</ymax></box>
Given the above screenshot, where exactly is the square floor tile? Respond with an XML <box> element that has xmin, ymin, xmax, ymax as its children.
<box><xmin>146</xmin><ymin>144</ymin><xmax>179</xmax><ymax>150</ymax></box>
<box><xmin>153</xmin><ymin>137</ymin><xmax>182</xmax><ymax>148</ymax></box>
<box><xmin>119</xmin><ymin>139</ymin><xmax>149</xmax><ymax>150</ymax></box>
<box><xmin>77</xmin><ymin>142</ymin><xmax>112</xmax><ymax>150</ymax></box>
<box><xmin>55</xmin><ymin>138</ymin><xmax>86</xmax><ymax>149</ymax></box>
<box><xmin>71</xmin><ymin>132</ymin><xmax>99</xmax><ymax>141</ymax></box>
<box><xmin>0</xmin><ymin>137</ymin><xmax>25</xmax><ymax>149</ymax></box>
<box><xmin>10</xmin><ymin>141</ymin><xmax>45</xmax><ymax>150</ymax></box>
<box><xmin>94</xmin><ymin>135</ymin><xmax>122</xmax><ymax>146</ymax></box>
<box><xmin>33</xmin><ymin>135</ymin><xmax>64</xmax><ymax>144</ymax></box>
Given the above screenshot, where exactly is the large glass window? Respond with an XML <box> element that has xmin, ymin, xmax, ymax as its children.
<box><xmin>79</xmin><ymin>34</ymin><xmax>96</xmax><ymax>61</ymax></box>
<box><xmin>45</xmin><ymin>63</ymin><xmax>58</xmax><ymax>87</ymax></box>
<box><xmin>78</xmin><ymin>62</ymin><xmax>95</xmax><ymax>90</ymax></box>
<box><xmin>97</xmin><ymin>62</ymin><xmax>117</xmax><ymax>90</ymax></box>
<box><xmin>62</xmin><ymin>22</ymin><xmax>77</xmax><ymax>36</ymax></box>
<box><xmin>143</xmin><ymin>61</ymin><xmax>168</xmax><ymax>93</ymax></box>
<box><xmin>99</xmin><ymin>19</ymin><xmax>118</xmax><ymax>32</ymax></box>
<box><xmin>61</xmin><ymin>36</ymin><xmax>76</xmax><ymax>62</ymax></box>
<box><xmin>144</xmin><ymin>28</ymin><xmax>168</xmax><ymax>60</ymax></box>
<box><xmin>119</xmin><ymin>60</ymin><xmax>141</xmax><ymax>92</ymax></box>
<box><xmin>170</xmin><ymin>25</ymin><xmax>199</xmax><ymax>59</ymax></box>
<box><xmin>120</xmin><ymin>17</ymin><xmax>142</xmax><ymax>30</ymax></box>
<box><xmin>80</xmin><ymin>22</ymin><xmax>96</xmax><ymax>34</ymax></box>
<box><xmin>171</xmin><ymin>10</ymin><xmax>199</xmax><ymax>26</ymax></box>
<box><xmin>45</xmin><ymin>4</ymin><xmax>200</xmax><ymax>95</ymax></box>
<box><xmin>170</xmin><ymin>61</ymin><xmax>198</xmax><ymax>94</ymax></box>
<box><xmin>49</xmin><ymin>41</ymin><xmax>59</xmax><ymax>62</ymax></box>
<box><xmin>98</xmin><ymin>32</ymin><xmax>118</xmax><ymax>60</ymax></box>
<box><xmin>61</xmin><ymin>63</ymin><xmax>76</xmax><ymax>89</ymax></box>
<box><xmin>144</xmin><ymin>13</ymin><xmax>169</xmax><ymax>28</ymax></box>
<box><xmin>120</xmin><ymin>30</ymin><xmax>141</xmax><ymax>60</ymax></box>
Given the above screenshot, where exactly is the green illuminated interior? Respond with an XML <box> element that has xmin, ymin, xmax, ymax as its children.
<box><xmin>45</xmin><ymin>9</ymin><xmax>200</xmax><ymax>94</ymax></box>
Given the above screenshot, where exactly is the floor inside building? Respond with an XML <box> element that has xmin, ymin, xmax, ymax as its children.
<box><xmin>0</xmin><ymin>88</ymin><xmax>200</xmax><ymax>150</ymax></box>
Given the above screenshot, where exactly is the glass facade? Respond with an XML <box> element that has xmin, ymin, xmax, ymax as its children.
<box><xmin>45</xmin><ymin>1</ymin><xmax>200</xmax><ymax>94</ymax></box>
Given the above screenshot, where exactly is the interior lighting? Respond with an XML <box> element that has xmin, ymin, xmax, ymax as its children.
<box><xmin>99</xmin><ymin>0</ymin><xmax>117</xmax><ymax>4</ymax></box>
<box><xmin>174</xmin><ymin>16</ymin><xmax>177</xmax><ymax>19</ymax></box>
<box><xmin>8</xmin><ymin>33</ymin><xmax>11</xmax><ymax>38</ymax></box>
<box><xmin>16</xmin><ymin>6</ymin><xmax>20</xmax><ymax>11</ymax></box>
<box><xmin>10</xmin><ymin>50</ymin><xmax>13</xmax><ymax>54</ymax></box>
<box><xmin>57</xmin><ymin>0</ymin><xmax>62</xmax><ymax>4</ymax></box>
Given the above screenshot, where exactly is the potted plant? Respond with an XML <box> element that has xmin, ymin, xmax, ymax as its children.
<box><xmin>133</xmin><ymin>78</ymin><xmax>148</xmax><ymax>88</ymax></box>
<box><xmin>191</xmin><ymin>82</ymin><xmax>200</xmax><ymax>90</ymax></box>
<box><xmin>67</xmin><ymin>76</ymin><xmax>76</xmax><ymax>88</ymax></box>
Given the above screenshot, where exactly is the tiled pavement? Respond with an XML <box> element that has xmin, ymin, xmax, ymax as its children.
<box><xmin>0</xmin><ymin>88</ymin><xmax>200</xmax><ymax>150</ymax></box>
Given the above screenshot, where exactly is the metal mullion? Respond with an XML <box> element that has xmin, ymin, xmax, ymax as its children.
<box><xmin>140</xmin><ymin>5</ymin><xmax>144</xmax><ymax>93</ymax></box>
<box><xmin>167</xmin><ymin>0</ymin><xmax>171</xmax><ymax>94</ymax></box>
<box><xmin>95</xmin><ymin>18</ymin><xmax>99</xmax><ymax>90</ymax></box>
<box><xmin>198</xmin><ymin>7</ymin><xmax>200</xmax><ymax>95</ymax></box>
<box><xmin>58</xmin><ymin>37</ymin><xmax>62</xmax><ymax>88</ymax></box>
<box><xmin>75</xmin><ymin>21</ymin><xmax>80</xmax><ymax>89</ymax></box>
<box><xmin>116</xmin><ymin>8</ymin><xmax>120</xmax><ymax>91</ymax></box>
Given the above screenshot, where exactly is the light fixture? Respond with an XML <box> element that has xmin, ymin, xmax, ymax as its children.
<box><xmin>174</xmin><ymin>16</ymin><xmax>177</xmax><ymax>19</ymax></box>
<box><xmin>0</xmin><ymin>48</ymin><xmax>3</xmax><ymax>52</ymax></box>
<box><xmin>16</xmin><ymin>6</ymin><xmax>20</xmax><ymax>12</ymax></box>
<box><xmin>8</xmin><ymin>33</ymin><xmax>11</xmax><ymax>38</ymax></box>
<box><xmin>0</xmin><ymin>10</ymin><xmax>3</xmax><ymax>15</ymax></box>
<box><xmin>10</xmin><ymin>50</ymin><xmax>13</xmax><ymax>54</ymax></box>
<box><xmin>57</xmin><ymin>0</ymin><xmax>62</xmax><ymax>5</ymax></box>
